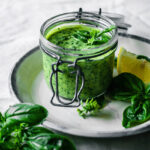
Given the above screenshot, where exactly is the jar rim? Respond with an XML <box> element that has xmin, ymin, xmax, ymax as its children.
<box><xmin>40</xmin><ymin>11</ymin><xmax>118</xmax><ymax>57</ymax></box>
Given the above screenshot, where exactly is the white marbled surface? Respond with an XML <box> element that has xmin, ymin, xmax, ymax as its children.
<box><xmin>1</xmin><ymin>0</ymin><xmax>150</xmax><ymax>149</ymax></box>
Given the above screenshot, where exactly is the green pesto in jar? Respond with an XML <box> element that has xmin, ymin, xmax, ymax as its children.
<box><xmin>42</xmin><ymin>25</ymin><xmax>116</xmax><ymax>100</ymax></box>
<box><xmin>46</xmin><ymin>25</ymin><xmax>111</xmax><ymax>50</ymax></box>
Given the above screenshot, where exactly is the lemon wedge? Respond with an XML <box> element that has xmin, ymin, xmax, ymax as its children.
<box><xmin>117</xmin><ymin>47</ymin><xmax>150</xmax><ymax>84</ymax></box>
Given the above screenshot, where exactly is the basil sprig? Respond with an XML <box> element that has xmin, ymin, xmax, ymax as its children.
<box><xmin>106</xmin><ymin>73</ymin><xmax>150</xmax><ymax>128</ymax></box>
<box><xmin>106</xmin><ymin>73</ymin><xmax>145</xmax><ymax>101</ymax></box>
<box><xmin>73</xmin><ymin>25</ymin><xmax>116</xmax><ymax>45</ymax></box>
<box><xmin>122</xmin><ymin>95</ymin><xmax>150</xmax><ymax>128</ymax></box>
<box><xmin>77</xmin><ymin>99</ymin><xmax>101</xmax><ymax>119</ymax></box>
<box><xmin>77</xmin><ymin>96</ymin><xmax>106</xmax><ymax>119</ymax></box>
<box><xmin>0</xmin><ymin>103</ymin><xmax>76</xmax><ymax>150</ymax></box>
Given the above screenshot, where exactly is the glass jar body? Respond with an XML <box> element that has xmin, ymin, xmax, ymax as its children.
<box><xmin>42</xmin><ymin>48</ymin><xmax>116</xmax><ymax>100</ymax></box>
<box><xmin>40</xmin><ymin>11</ymin><xmax>118</xmax><ymax>100</ymax></box>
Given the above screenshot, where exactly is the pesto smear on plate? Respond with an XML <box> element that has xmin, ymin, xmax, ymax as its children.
<box><xmin>42</xmin><ymin>24</ymin><xmax>116</xmax><ymax>100</ymax></box>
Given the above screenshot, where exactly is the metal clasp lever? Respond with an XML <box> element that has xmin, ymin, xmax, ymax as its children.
<box><xmin>50</xmin><ymin>59</ymin><xmax>84</xmax><ymax>107</ymax></box>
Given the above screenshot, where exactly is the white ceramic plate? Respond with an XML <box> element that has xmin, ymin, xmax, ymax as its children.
<box><xmin>10</xmin><ymin>33</ymin><xmax>150</xmax><ymax>137</ymax></box>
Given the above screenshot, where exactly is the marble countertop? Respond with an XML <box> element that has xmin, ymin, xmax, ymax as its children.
<box><xmin>0</xmin><ymin>0</ymin><xmax>150</xmax><ymax>149</ymax></box>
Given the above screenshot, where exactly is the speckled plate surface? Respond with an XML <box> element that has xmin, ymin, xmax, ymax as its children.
<box><xmin>10</xmin><ymin>33</ymin><xmax>150</xmax><ymax>137</ymax></box>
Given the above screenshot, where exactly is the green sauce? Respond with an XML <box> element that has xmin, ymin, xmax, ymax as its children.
<box><xmin>42</xmin><ymin>25</ymin><xmax>116</xmax><ymax>100</ymax></box>
<box><xmin>46</xmin><ymin>25</ymin><xmax>111</xmax><ymax>50</ymax></box>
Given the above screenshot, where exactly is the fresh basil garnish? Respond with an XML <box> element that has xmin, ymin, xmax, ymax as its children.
<box><xmin>73</xmin><ymin>25</ymin><xmax>116</xmax><ymax>45</ymax></box>
<box><xmin>4</xmin><ymin>103</ymin><xmax>48</xmax><ymax>127</ymax></box>
<box><xmin>77</xmin><ymin>95</ymin><xmax>106</xmax><ymax>118</ymax></box>
<box><xmin>77</xmin><ymin>99</ymin><xmax>101</xmax><ymax>119</ymax></box>
<box><xmin>106</xmin><ymin>72</ymin><xmax>150</xmax><ymax>128</ymax></box>
<box><xmin>23</xmin><ymin>133</ymin><xmax>76</xmax><ymax>150</ymax></box>
<box><xmin>0</xmin><ymin>103</ymin><xmax>76</xmax><ymax>150</ymax></box>
<box><xmin>96</xmin><ymin>25</ymin><xmax>116</xmax><ymax>38</ymax></box>
<box><xmin>106</xmin><ymin>73</ymin><xmax>145</xmax><ymax>101</ymax></box>
<box><xmin>122</xmin><ymin>95</ymin><xmax>150</xmax><ymax>128</ymax></box>
<box><xmin>77</xmin><ymin>72</ymin><xmax>150</xmax><ymax>128</ymax></box>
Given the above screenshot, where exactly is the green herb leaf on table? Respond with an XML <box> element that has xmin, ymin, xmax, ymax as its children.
<box><xmin>0</xmin><ymin>123</ymin><xmax>28</xmax><ymax>150</ymax></box>
<box><xmin>26</xmin><ymin>126</ymin><xmax>53</xmax><ymax>136</ymax></box>
<box><xmin>4</xmin><ymin>103</ymin><xmax>48</xmax><ymax>127</ymax></box>
<box><xmin>23</xmin><ymin>133</ymin><xmax>76</xmax><ymax>150</ymax></box>
<box><xmin>0</xmin><ymin>103</ymin><xmax>48</xmax><ymax>141</ymax></box>
<box><xmin>0</xmin><ymin>103</ymin><xmax>76</xmax><ymax>150</ymax></box>
<box><xmin>105</xmin><ymin>73</ymin><xmax>145</xmax><ymax>101</ymax></box>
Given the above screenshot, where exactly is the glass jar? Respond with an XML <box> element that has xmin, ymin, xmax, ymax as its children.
<box><xmin>40</xmin><ymin>11</ymin><xmax>118</xmax><ymax>105</ymax></box>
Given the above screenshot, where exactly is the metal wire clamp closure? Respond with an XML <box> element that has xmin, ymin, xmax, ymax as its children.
<box><xmin>49</xmin><ymin>43</ymin><xmax>118</xmax><ymax>107</ymax></box>
<box><xmin>50</xmin><ymin>57</ymin><xmax>84</xmax><ymax>107</ymax></box>
<box><xmin>49</xmin><ymin>8</ymin><xmax>86</xmax><ymax>107</ymax></box>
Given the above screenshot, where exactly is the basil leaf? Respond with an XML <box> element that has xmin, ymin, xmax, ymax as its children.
<box><xmin>22</xmin><ymin>146</ymin><xmax>33</xmax><ymax>150</ymax></box>
<box><xmin>4</xmin><ymin>103</ymin><xmax>48</xmax><ymax>127</ymax></box>
<box><xmin>122</xmin><ymin>105</ymin><xmax>136</xmax><ymax>128</ymax></box>
<box><xmin>0</xmin><ymin>123</ymin><xmax>27</xmax><ymax>150</ymax></box>
<box><xmin>0</xmin><ymin>112</ymin><xmax>4</xmax><ymax>128</ymax></box>
<box><xmin>24</xmin><ymin>133</ymin><xmax>76</xmax><ymax>150</ymax></box>
<box><xmin>26</xmin><ymin>126</ymin><xmax>53</xmax><ymax>136</ymax></box>
<box><xmin>137</xmin><ymin>55</ymin><xmax>150</xmax><ymax>62</ymax></box>
<box><xmin>96</xmin><ymin>25</ymin><xmax>116</xmax><ymax>38</ymax></box>
<box><xmin>0</xmin><ymin>103</ymin><xmax>76</xmax><ymax>150</ymax></box>
<box><xmin>0</xmin><ymin>103</ymin><xmax>48</xmax><ymax>138</ymax></box>
<box><xmin>106</xmin><ymin>73</ymin><xmax>145</xmax><ymax>101</ymax></box>
<box><xmin>131</xmin><ymin>95</ymin><xmax>144</xmax><ymax>112</ymax></box>
<box><xmin>87</xmin><ymin>30</ymin><xmax>97</xmax><ymax>45</ymax></box>
<box><xmin>122</xmin><ymin>95</ymin><xmax>150</xmax><ymax>128</ymax></box>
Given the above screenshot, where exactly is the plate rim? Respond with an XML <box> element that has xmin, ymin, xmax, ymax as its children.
<box><xmin>9</xmin><ymin>33</ymin><xmax>150</xmax><ymax>138</ymax></box>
